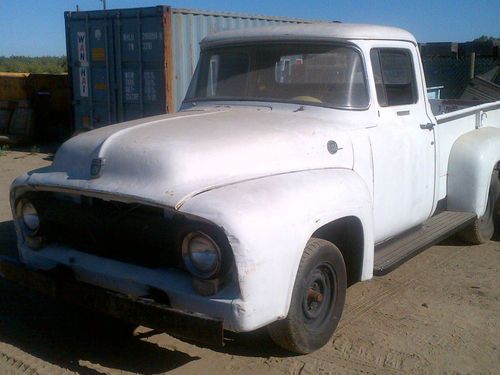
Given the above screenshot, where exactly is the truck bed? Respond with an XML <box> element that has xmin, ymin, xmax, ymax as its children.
<box><xmin>433</xmin><ymin>100</ymin><xmax>500</xmax><ymax>201</ymax></box>
<box><xmin>429</xmin><ymin>99</ymin><xmax>489</xmax><ymax>116</ymax></box>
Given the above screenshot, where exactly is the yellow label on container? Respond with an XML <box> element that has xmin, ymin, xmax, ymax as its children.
<box><xmin>92</xmin><ymin>48</ymin><xmax>105</xmax><ymax>61</ymax></box>
<box><xmin>95</xmin><ymin>83</ymin><xmax>107</xmax><ymax>90</ymax></box>
<box><xmin>82</xmin><ymin>115</ymin><xmax>90</xmax><ymax>127</ymax></box>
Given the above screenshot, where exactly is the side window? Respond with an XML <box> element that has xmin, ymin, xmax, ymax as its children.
<box><xmin>370</xmin><ymin>48</ymin><xmax>418</xmax><ymax>107</ymax></box>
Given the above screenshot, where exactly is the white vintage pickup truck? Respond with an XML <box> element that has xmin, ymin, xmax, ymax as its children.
<box><xmin>6</xmin><ymin>23</ymin><xmax>500</xmax><ymax>353</ymax></box>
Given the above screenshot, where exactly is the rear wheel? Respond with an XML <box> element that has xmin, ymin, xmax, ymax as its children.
<box><xmin>267</xmin><ymin>238</ymin><xmax>346</xmax><ymax>354</ymax></box>
<box><xmin>458</xmin><ymin>170</ymin><xmax>500</xmax><ymax>244</ymax></box>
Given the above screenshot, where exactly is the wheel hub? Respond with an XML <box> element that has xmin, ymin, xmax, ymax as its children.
<box><xmin>302</xmin><ymin>264</ymin><xmax>335</xmax><ymax>325</ymax></box>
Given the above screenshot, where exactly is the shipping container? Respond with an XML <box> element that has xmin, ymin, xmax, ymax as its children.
<box><xmin>27</xmin><ymin>74</ymin><xmax>72</xmax><ymax>141</ymax></box>
<box><xmin>65</xmin><ymin>6</ymin><xmax>313</xmax><ymax>131</ymax></box>
<box><xmin>0</xmin><ymin>73</ymin><xmax>29</xmax><ymax>101</ymax></box>
<box><xmin>0</xmin><ymin>73</ymin><xmax>71</xmax><ymax>143</ymax></box>
<box><xmin>0</xmin><ymin>100</ymin><xmax>34</xmax><ymax>144</ymax></box>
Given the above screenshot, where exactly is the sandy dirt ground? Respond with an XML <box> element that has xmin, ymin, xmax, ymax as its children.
<box><xmin>0</xmin><ymin>149</ymin><xmax>499</xmax><ymax>374</ymax></box>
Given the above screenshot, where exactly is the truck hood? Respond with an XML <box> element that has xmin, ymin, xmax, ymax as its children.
<box><xmin>23</xmin><ymin>107</ymin><xmax>353</xmax><ymax>208</ymax></box>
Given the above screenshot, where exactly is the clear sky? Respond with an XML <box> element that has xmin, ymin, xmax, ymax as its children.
<box><xmin>0</xmin><ymin>0</ymin><xmax>499</xmax><ymax>56</ymax></box>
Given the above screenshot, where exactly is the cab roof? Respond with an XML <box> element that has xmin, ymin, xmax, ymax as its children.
<box><xmin>200</xmin><ymin>23</ymin><xmax>417</xmax><ymax>47</ymax></box>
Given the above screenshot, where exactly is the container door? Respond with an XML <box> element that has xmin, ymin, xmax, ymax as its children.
<box><xmin>113</xmin><ymin>8</ymin><xmax>167</xmax><ymax>123</ymax></box>
<box><xmin>66</xmin><ymin>13</ymin><xmax>117</xmax><ymax>131</ymax></box>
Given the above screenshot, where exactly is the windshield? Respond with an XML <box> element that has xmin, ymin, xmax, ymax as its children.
<box><xmin>185</xmin><ymin>43</ymin><xmax>369</xmax><ymax>109</ymax></box>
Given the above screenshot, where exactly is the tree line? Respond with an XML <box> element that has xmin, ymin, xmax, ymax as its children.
<box><xmin>0</xmin><ymin>34</ymin><xmax>496</xmax><ymax>74</ymax></box>
<box><xmin>0</xmin><ymin>56</ymin><xmax>67</xmax><ymax>74</ymax></box>
<box><xmin>473</xmin><ymin>35</ymin><xmax>500</xmax><ymax>42</ymax></box>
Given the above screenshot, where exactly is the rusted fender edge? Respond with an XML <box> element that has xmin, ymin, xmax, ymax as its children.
<box><xmin>0</xmin><ymin>257</ymin><xmax>224</xmax><ymax>347</ymax></box>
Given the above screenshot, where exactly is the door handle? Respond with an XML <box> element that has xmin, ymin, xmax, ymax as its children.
<box><xmin>420</xmin><ymin>123</ymin><xmax>435</xmax><ymax>130</ymax></box>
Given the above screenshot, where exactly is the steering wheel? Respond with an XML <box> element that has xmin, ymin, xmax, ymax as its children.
<box><xmin>291</xmin><ymin>96</ymin><xmax>323</xmax><ymax>103</ymax></box>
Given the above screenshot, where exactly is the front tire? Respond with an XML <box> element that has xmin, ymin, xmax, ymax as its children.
<box><xmin>458</xmin><ymin>170</ymin><xmax>500</xmax><ymax>244</ymax></box>
<box><xmin>268</xmin><ymin>238</ymin><xmax>346</xmax><ymax>354</ymax></box>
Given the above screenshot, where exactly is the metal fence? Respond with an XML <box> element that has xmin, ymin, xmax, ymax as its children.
<box><xmin>422</xmin><ymin>57</ymin><xmax>498</xmax><ymax>99</ymax></box>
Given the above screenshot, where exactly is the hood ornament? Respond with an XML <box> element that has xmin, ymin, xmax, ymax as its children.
<box><xmin>90</xmin><ymin>158</ymin><xmax>104</xmax><ymax>178</ymax></box>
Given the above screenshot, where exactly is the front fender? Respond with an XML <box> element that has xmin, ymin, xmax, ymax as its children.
<box><xmin>179</xmin><ymin>168</ymin><xmax>374</xmax><ymax>331</ymax></box>
<box><xmin>447</xmin><ymin>127</ymin><xmax>500</xmax><ymax>216</ymax></box>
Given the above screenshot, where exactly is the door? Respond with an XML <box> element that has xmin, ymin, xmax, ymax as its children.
<box><xmin>368</xmin><ymin>46</ymin><xmax>436</xmax><ymax>242</ymax></box>
<box><xmin>66</xmin><ymin>8</ymin><xmax>168</xmax><ymax>132</ymax></box>
<box><xmin>66</xmin><ymin>14</ymin><xmax>117</xmax><ymax>130</ymax></box>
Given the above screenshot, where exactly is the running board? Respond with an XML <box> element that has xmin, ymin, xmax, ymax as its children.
<box><xmin>374</xmin><ymin>211</ymin><xmax>476</xmax><ymax>276</ymax></box>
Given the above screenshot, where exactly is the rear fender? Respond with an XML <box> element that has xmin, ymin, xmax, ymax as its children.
<box><xmin>447</xmin><ymin>127</ymin><xmax>500</xmax><ymax>216</ymax></box>
<box><xmin>179</xmin><ymin>168</ymin><xmax>374</xmax><ymax>331</ymax></box>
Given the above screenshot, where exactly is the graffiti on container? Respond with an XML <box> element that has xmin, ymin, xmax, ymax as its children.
<box><xmin>77</xmin><ymin>32</ymin><xmax>88</xmax><ymax>66</ymax></box>
<box><xmin>79</xmin><ymin>67</ymin><xmax>88</xmax><ymax>97</ymax></box>
<box><xmin>144</xmin><ymin>71</ymin><xmax>157</xmax><ymax>101</ymax></box>
<box><xmin>124</xmin><ymin>72</ymin><xmax>139</xmax><ymax>101</ymax></box>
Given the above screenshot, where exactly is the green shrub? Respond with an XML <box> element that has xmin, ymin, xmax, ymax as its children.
<box><xmin>0</xmin><ymin>56</ymin><xmax>67</xmax><ymax>74</ymax></box>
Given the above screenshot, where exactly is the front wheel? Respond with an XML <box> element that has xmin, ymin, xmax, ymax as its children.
<box><xmin>267</xmin><ymin>238</ymin><xmax>346</xmax><ymax>354</ymax></box>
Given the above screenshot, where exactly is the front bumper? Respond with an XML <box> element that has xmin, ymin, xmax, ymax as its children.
<box><xmin>0</xmin><ymin>257</ymin><xmax>224</xmax><ymax>347</ymax></box>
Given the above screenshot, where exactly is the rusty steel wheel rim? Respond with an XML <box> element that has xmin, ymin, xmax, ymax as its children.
<box><xmin>302</xmin><ymin>263</ymin><xmax>337</xmax><ymax>329</ymax></box>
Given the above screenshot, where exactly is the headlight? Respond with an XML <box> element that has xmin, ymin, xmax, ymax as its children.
<box><xmin>16</xmin><ymin>198</ymin><xmax>40</xmax><ymax>236</ymax></box>
<box><xmin>182</xmin><ymin>231</ymin><xmax>221</xmax><ymax>279</ymax></box>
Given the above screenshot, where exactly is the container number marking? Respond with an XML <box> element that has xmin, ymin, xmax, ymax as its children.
<box><xmin>124</xmin><ymin>72</ymin><xmax>139</xmax><ymax>101</ymax></box>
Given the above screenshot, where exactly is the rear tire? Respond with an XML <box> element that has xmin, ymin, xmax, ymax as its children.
<box><xmin>458</xmin><ymin>170</ymin><xmax>500</xmax><ymax>244</ymax></box>
<box><xmin>267</xmin><ymin>238</ymin><xmax>346</xmax><ymax>354</ymax></box>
